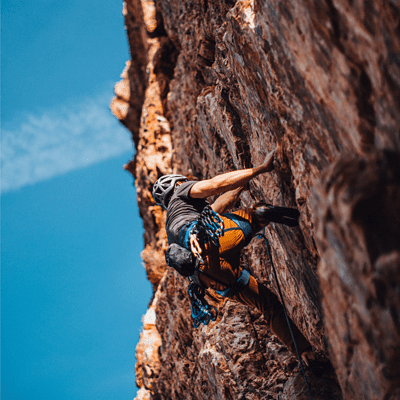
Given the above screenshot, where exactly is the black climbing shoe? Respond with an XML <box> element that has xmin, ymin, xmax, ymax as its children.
<box><xmin>253</xmin><ymin>203</ymin><xmax>300</xmax><ymax>227</ymax></box>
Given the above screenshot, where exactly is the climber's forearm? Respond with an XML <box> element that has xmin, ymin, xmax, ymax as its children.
<box><xmin>191</xmin><ymin>166</ymin><xmax>266</xmax><ymax>198</ymax></box>
<box><xmin>190</xmin><ymin>151</ymin><xmax>274</xmax><ymax>199</ymax></box>
<box><xmin>211</xmin><ymin>186</ymin><xmax>244</xmax><ymax>214</ymax></box>
<box><xmin>190</xmin><ymin>169</ymin><xmax>256</xmax><ymax>199</ymax></box>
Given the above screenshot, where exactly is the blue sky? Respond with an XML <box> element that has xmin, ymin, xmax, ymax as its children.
<box><xmin>1</xmin><ymin>1</ymin><xmax>152</xmax><ymax>399</ymax></box>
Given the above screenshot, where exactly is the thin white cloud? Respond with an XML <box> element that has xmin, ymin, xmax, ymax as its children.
<box><xmin>1</xmin><ymin>93</ymin><xmax>133</xmax><ymax>194</ymax></box>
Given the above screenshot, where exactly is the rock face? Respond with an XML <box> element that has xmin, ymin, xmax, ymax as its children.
<box><xmin>312</xmin><ymin>150</ymin><xmax>400</xmax><ymax>400</ymax></box>
<box><xmin>110</xmin><ymin>0</ymin><xmax>400</xmax><ymax>399</ymax></box>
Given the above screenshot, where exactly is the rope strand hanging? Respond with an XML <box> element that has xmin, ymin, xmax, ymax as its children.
<box><xmin>258</xmin><ymin>228</ymin><xmax>314</xmax><ymax>400</ymax></box>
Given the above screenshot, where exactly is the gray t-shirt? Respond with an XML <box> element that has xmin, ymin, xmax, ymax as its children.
<box><xmin>166</xmin><ymin>181</ymin><xmax>208</xmax><ymax>244</ymax></box>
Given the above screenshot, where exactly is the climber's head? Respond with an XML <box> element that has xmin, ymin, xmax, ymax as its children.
<box><xmin>152</xmin><ymin>174</ymin><xmax>188</xmax><ymax>209</ymax></box>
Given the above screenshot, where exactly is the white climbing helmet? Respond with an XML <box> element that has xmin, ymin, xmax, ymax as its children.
<box><xmin>152</xmin><ymin>174</ymin><xmax>188</xmax><ymax>209</ymax></box>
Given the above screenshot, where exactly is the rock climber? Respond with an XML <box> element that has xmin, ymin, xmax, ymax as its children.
<box><xmin>152</xmin><ymin>150</ymin><xmax>315</xmax><ymax>365</ymax></box>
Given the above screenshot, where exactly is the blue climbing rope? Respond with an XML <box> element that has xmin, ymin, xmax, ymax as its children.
<box><xmin>188</xmin><ymin>282</ymin><xmax>218</xmax><ymax>328</ymax></box>
<box><xmin>258</xmin><ymin>228</ymin><xmax>314</xmax><ymax>400</ymax></box>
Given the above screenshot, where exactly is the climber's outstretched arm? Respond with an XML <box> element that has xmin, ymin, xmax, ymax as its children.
<box><xmin>211</xmin><ymin>186</ymin><xmax>246</xmax><ymax>214</ymax></box>
<box><xmin>190</xmin><ymin>151</ymin><xmax>274</xmax><ymax>199</ymax></box>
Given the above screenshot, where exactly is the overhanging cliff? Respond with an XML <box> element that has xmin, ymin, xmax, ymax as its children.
<box><xmin>110</xmin><ymin>0</ymin><xmax>400</xmax><ymax>399</ymax></box>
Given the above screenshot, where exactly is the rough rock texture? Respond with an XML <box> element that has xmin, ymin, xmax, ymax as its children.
<box><xmin>312</xmin><ymin>150</ymin><xmax>400</xmax><ymax>400</ymax></box>
<box><xmin>110</xmin><ymin>0</ymin><xmax>400</xmax><ymax>399</ymax></box>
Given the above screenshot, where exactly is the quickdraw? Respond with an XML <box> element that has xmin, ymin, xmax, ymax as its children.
<box><xmin>186</xmin><ymin>205</ymin><xmax>224</xmax><ymax>248</ymax></box>
<box><xmin>189</xmin><ymin>233</ymin><xmax>203</xmax><ymax>264</ymax></box>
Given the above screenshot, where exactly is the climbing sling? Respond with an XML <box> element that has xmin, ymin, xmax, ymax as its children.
<box><xmin>258</xmin><ymin>228</ymin><xmax>314</xmax><ymax>400</ymax></box>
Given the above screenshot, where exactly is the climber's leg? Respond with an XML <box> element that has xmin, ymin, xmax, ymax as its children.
<box><xmin>217</xmin><ymin>213</ymin><xmax>251</xmax><ymax>256</ymax></box>
<box><xmin>217</xmin><ymin>207</ymin><xmax>265</xmax><ymax>257</ymax></box>
<box><xmin>233</xmin><ymin>275</ymin><xmax>311</xmax><ymax>356</ymax></box>
<box><xmin>218</xmin><ymin>204</ymin><xmax>300</xmax><ymax>253</ymax></box>
<box><xmin>198</xmin><ymin>243</ymin><xmax>311</xmax><ymax>355</ymax></box>
<box><xmin>198</xmin><ymin>242</ymin><xmax>242</xmax><ymax>291</ymax></box>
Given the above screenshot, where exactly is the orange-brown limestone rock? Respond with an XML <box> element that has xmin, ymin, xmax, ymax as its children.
<box><xmin>135</xmin><ymin>292</ymin><xmax>163</xmax><ymax>398</ymax></box>
<box><xmin>111</xmin><ymin>0</ymin><xmax>400</xmax><ymax>399</ymax></box>
<box><xmin>110</xmin><ymin>61</ymin><xmax>131</xmax><ymax>121</ymax></box>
